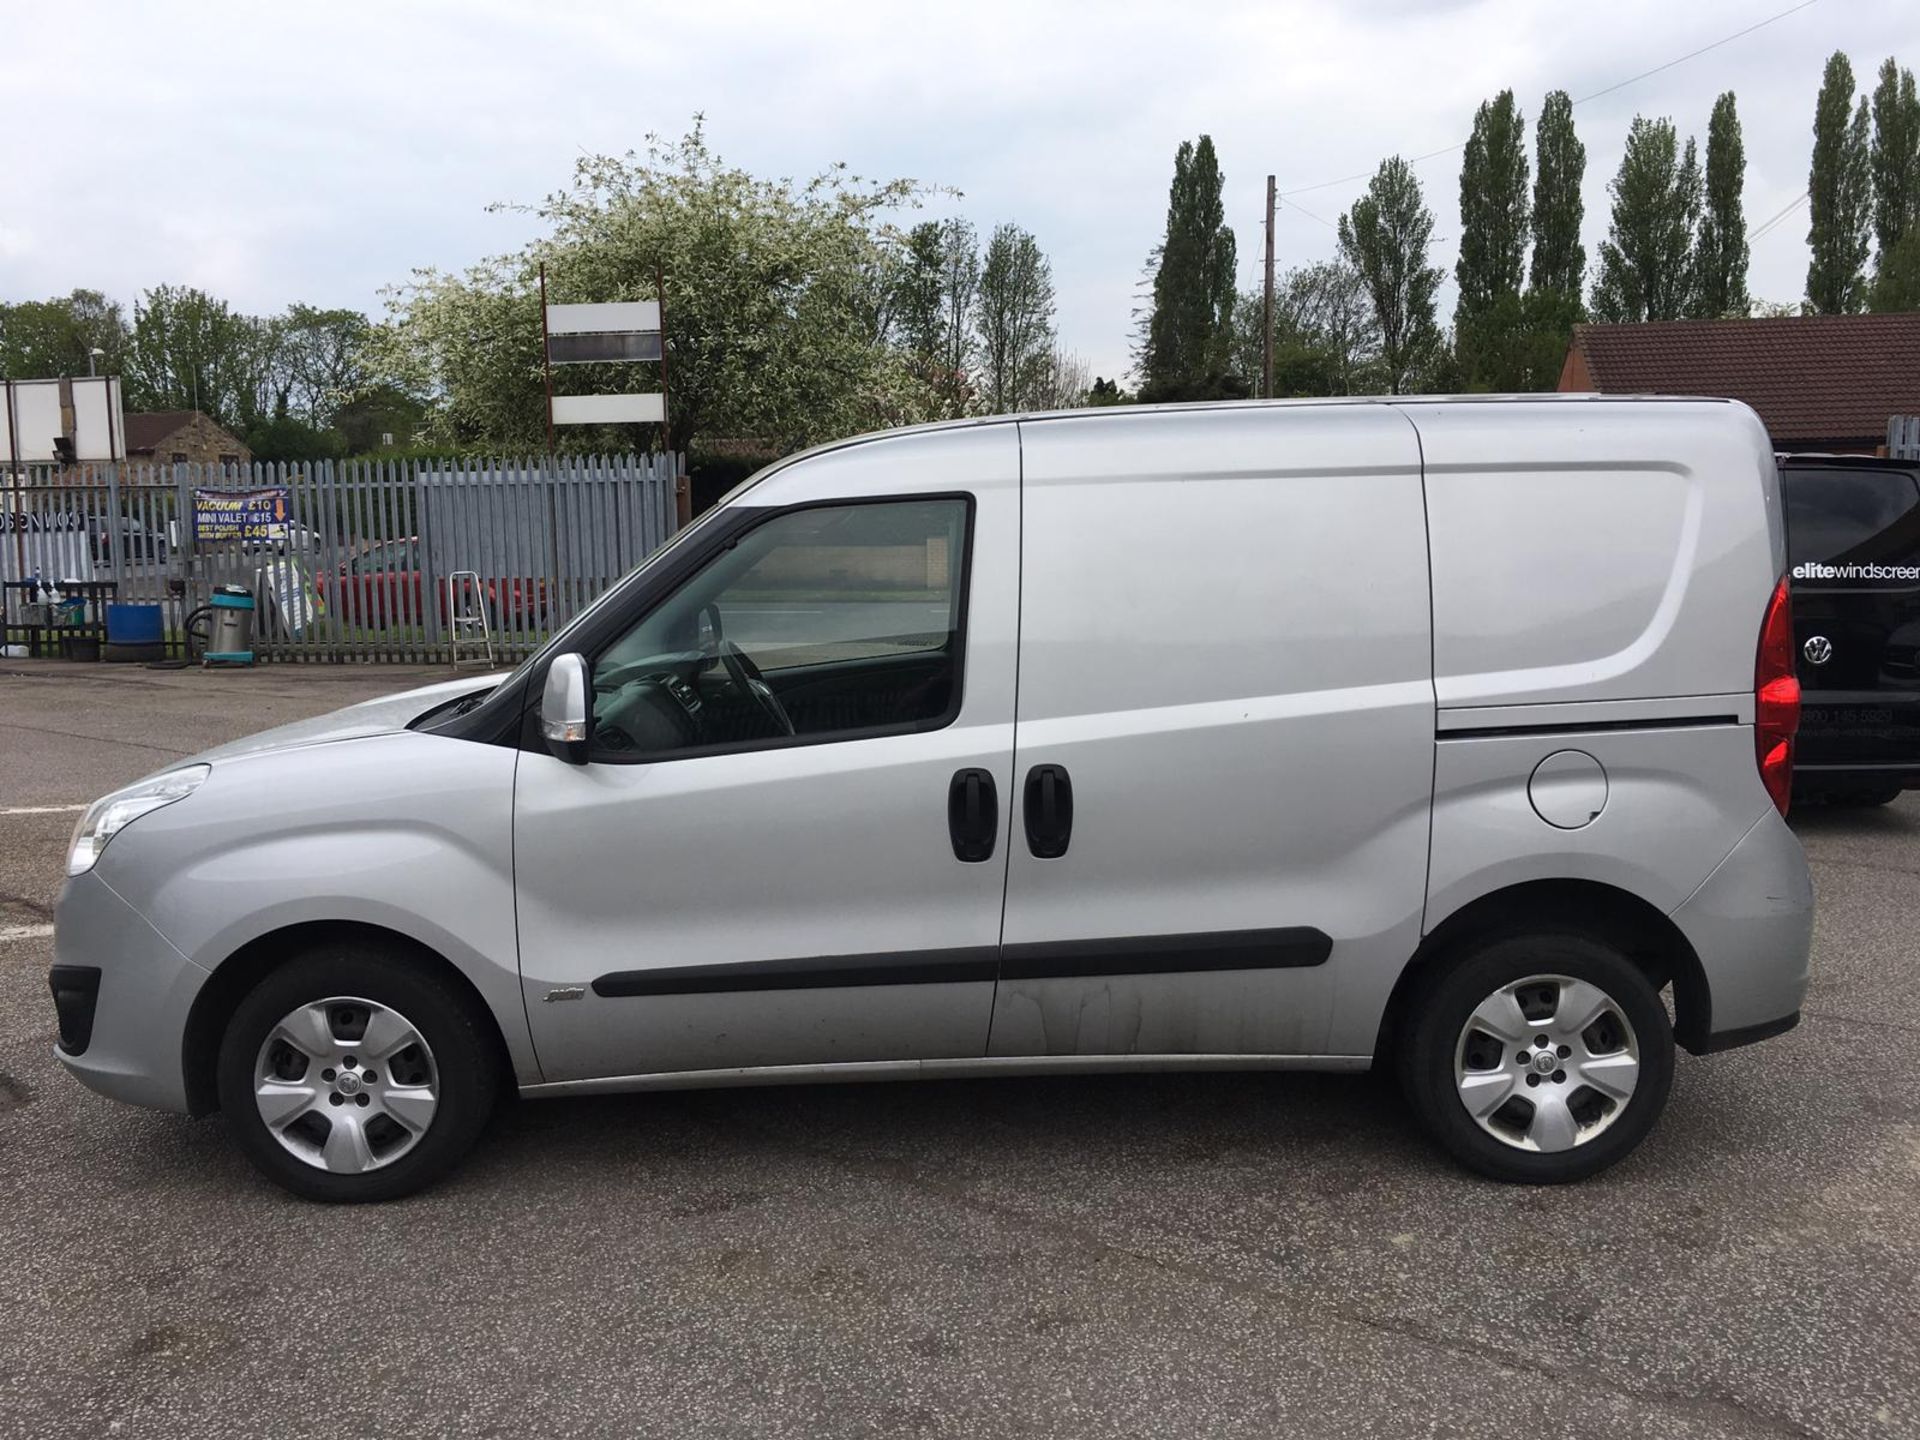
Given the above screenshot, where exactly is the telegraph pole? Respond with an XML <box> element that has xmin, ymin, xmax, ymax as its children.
<box><xmin>538</xmin><ymin>262</ymin><xmax>556</xmax><ymax>457</ymax></box>
<box><xmin>656</xmin><ymin>262</ymin><xmax>688</xmax><ymax>528</ymax></box>
<box><xmin>1263</xmin><ymin>176</ymin><xmax>1276</xmax><ymax>400</ymax></box>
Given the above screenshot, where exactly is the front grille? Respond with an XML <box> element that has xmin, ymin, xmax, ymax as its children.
<box><xmin>49</xmin><ymin>966</ymin><xmax>102</xmax><ymax>1056</ymax></box>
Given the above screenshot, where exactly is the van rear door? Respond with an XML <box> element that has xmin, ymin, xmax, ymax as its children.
<box><xmin>1782</xmin><ymin>458</ymin><xmax>1920</xmax><ymax>792</ymax></box>
<box><xmin>988</xmin><ymin>405</ymin><xmax>1434</xmax><ymax>1061</ymax></box>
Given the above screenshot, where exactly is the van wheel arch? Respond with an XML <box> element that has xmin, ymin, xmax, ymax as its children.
<box><xmin>1375</xmin><ymin>879</ymin><xmax>1711</xmax><ymax>1066</ymax></box>
<box><xmin>181</xmin><ymin>921</ymin><xmax>512</xmax><ymax>1117</ymax></box>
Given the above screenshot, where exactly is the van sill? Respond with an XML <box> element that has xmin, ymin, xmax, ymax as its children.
<box><xmin>521</xmin><ymin>1052</ymin><xmax>1374</xmax><ymax>1098</ymax></box>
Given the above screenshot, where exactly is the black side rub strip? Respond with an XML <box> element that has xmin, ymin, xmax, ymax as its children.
<box><xmin>1439</xmin><ymin>714</ymin><xmax>1739</xmax><ymax>741</ymax></box>
<box><xmin>590</xmin><ymin>928</ymin><xmax>1335</xmax><ymax>997</ymax></box>
<box><xmin>1000</xmin><ymin>927</ymin><xmax>1332</xmax><ymax>980</ymax></box>
<box><xmin>592</xmin><ymin>947</ymin><xmax>1000</xmax><ymax>997</ymax></box>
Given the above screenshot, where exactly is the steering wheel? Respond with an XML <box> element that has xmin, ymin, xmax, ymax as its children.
<box><xmin>703</xmin><ymin>604</ymin><xmax>795</xmax><ymax>737</ymax></box>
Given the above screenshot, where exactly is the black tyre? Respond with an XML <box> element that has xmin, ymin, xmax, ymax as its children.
<box><xmin>1398</xmin><ymin>932</ymin><xmax>1674</xmax><ymax>1184</ymax></box>
<box><xmin>215</xmin><ymin>944</ymin><xmax>502</xmax><ymax>1202</ymax></box>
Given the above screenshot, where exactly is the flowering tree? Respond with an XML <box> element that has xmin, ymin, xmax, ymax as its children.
<box><xmin>374</xmin><ymin>121</ymin><xmax>959</xmax><ymax>453</ymax></box>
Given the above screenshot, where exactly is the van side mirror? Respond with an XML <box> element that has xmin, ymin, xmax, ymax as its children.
<box><xmin>541</xmin><ymin>654</ymin><xmax>592</xmax><ymax>765</ymax></box>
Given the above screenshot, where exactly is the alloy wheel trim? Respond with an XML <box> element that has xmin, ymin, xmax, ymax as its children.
<box><xmin>251</xmin><ymin>995</ymin><xmax>440</xmax><ymax>1175</ymax></box>
<box><xmin>1451</xmin><ymin>972</ymin><xmax>1641</xmax><ymax>1154</ymax></box>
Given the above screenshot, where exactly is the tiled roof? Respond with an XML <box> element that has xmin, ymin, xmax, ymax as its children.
<box><xmin>122</xmin><ymin>410</ymin><xmax>202</xmax><ymax>451</ymax></box>
<box><xmin>1570</xmin><ymin>313</ymin><xmax>1920</xmax><ymax>445</ymax></box>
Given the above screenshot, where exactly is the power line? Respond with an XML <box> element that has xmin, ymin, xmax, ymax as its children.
<box><xmin>1751</xmin><ymin>191</ymin><xmax>1807</xmax><ymax>238</ymax></box>
<box><xmin>1282</xmin><ymin>196</ymin><xmax>1337</xmax><ymax>230</ymax></box>
<box><xmin>1570</xmin><ymin>0</ymin><xmax>1817</xmax><ymax>106</ymax></box>
<box><xmin>1277</xmin><ymin>0</ymin><xmax>1818</xmax><ymax>199</ymax></box>
<box><xmin>1750</xmin><ymin>188</ymin><xmax>1809</xmax><ymax>241</ymax></box>
<box><xmin>1278</xmin><ymin>146</ymin><xmax>1456</xmax><ymax>200</ymax></box>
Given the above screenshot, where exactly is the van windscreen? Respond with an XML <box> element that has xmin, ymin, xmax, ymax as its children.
<box><xmin>1782</xmin><ymin>466</ymin><xmax>1920</xmax><ymax>578</ymax></box>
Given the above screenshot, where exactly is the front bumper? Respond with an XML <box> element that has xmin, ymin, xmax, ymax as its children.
<box><xmin>1669</xmin><ymin>806</ymin><xmax>1814</xmax><ymax>1051</ymax></box>
<box><xmin>50</xmin><ymin>870</ymin><xmax>210</xmax><ymax>1114</ymax></box>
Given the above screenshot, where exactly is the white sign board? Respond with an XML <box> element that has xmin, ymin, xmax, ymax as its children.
<box><xmin>550</xmin><ymin>392</ymin><xmax>666</xmax><ymax>426</ymax></box>
<box><xmin>1</xmin><ymin>377</ymin><xmax>125</xmax><ymax>462</ymax></box>
<box><xmin>71</xmin><ymin>378</ymin><xmax>125</xmax><ymax>461</ymax></box>
<box><xmin>257</xmin><ymin>557</ymin><xmax>323</xmax><ymax>637</ymax></box>
<box><xmin>4</xmin><ymin>382</ymin><xmax>61</xmax><ymax>463</ymax></box>
<box><xmin>545</xmin><ymin>301</ymin><xmax>662</xmax><ymax>335</ymax></box>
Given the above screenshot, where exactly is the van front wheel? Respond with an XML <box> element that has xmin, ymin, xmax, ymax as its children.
<box><xmin>1399</xmin><ymin>934</ymin><xmax>1674</xmax><ymax>1183</ymax></box>
<box><xmin>215</xmin><ymin>946</ymin><xmax>501</xmax><ymax>1202</ymax></box>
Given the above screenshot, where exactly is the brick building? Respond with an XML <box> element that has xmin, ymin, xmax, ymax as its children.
<box><xmin>1559</xmin><ymin>312</ymin><xmax>1920</xmax><ymax>453</ymax></box>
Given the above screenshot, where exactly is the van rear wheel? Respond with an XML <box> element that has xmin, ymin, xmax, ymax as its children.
<box><xmin>1399</xmin><ymin>933</ymin><xmax>1673</xmax><ymax>1183</ymax></box>
<box><xmin>215</xmin><ymin>945</ymin><xmax>501</xmax><ymax>1202</ymax></box>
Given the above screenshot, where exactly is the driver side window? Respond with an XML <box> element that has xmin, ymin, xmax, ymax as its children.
<box><xmin>590</xmin><ymin>497</ymin><xmax>970</xmax><ymax>759</ymax></box>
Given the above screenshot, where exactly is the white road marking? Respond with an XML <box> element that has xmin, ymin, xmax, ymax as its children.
<box><xmin>0</xmin><ymin>923</ymin><xmax>56</xmax><ymax>942</ymax></box>
<box><xmin>0</xmin><ymin>804</ymin><xmax>87</xmax><ymax>816</ymax></box>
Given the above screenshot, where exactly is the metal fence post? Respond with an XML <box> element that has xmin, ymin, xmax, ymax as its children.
<box><xmin>103</xmin><ymin>461</ymin><xmax>123</xmax><ymax>593</ymax></box>
<box><xmin>174</xmin><ymin>462</ymin><xmax>195</xmax><ymax>616</ymax></box>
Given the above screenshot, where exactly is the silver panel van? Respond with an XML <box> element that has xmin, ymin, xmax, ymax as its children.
<box><xmin>50</xmin><ymin>396</ymin><xmax>1813</xmax><ymax>1200</ymax></box>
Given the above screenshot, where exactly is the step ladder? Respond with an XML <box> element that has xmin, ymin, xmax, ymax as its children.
<box><xmin>445</xmin><ymin>571</ymin><xmax>495</xmax><ymax>668</ymax></box>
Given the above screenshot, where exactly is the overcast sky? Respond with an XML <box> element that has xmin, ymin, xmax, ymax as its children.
<box><xmin>2</xmin><ymin>0</ymin><xmax>1914</xmax><ymax>380</ymax></box>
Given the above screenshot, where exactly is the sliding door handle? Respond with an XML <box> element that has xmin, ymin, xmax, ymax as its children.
<box><xmin>1023</xmin><ymin>764</ymin><xmax>1074</xmax><ymax>859</ymax></box>
<box><xmin>948</xmin><ymin>768</ymin><xmax>998</xmax><ymax>863</ymax></box>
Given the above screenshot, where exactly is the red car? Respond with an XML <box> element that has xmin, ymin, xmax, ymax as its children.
<box><xmin>316</xmin><ymin>538</ymin><xmax>548</xmax><ymax>631</ymax></box>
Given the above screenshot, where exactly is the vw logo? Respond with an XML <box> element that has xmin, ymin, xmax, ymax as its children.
<box><xmin>1803</xmin><ymin>635</ymin><xmax>1833</xmax><ymax>666</ymax></box>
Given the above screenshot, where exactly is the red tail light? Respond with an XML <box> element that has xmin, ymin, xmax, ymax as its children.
<box><xmin>1755</xmin><ymin>575</ymin><xmax>1800</xmax><ymax>816</ymax></box>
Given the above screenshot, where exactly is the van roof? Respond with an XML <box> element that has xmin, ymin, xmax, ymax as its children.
<box><xmin>901</xmin><ymin>390</ymin><xmax>1739</xmax><ymax>430</ymax></box>
<box><xmin>750</xmin><ymin>392</ymin><xmax>1749</xmax><ymax>482</ymax></box>
<box><xmin>1007</xmin><ymin>391</ymin><xmax>1742</xmax><ymax>425</ymax></box>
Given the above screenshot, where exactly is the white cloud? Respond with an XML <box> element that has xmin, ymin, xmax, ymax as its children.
<box><xmin>0</xmin><ymin>220</ymin><xmax>31</xmax><ymax>264</ymax></box>
<box><xmin>1</xmin><ymin>0</ymin><xmax>1913</xmax><ymax>381</ymax></box>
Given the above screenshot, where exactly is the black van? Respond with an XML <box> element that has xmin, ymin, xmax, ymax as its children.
<box><xmin>1780</xmin><ymin>454</ymin><xmax>1920</xmax><ymax>805</ymax></box>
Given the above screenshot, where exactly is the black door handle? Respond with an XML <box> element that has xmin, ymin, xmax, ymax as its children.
<box><xmin>1023</xmin><ymin>764</ymin><xmax>1074</xmax><ymax>859</ymax></box>
<box><xmin>948</xmin><ymin>768</ymin><xmax>998</xmax><ymax>863</ymax></box>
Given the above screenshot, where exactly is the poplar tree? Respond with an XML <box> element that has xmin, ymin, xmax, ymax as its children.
<box><xmin>1138</xmin><ymin>135</ymin><xmax>1241</xmax><ymax>401</ymax></box>
<box><xmin>1870</xmin><ymin>58</ymin><xmax>1920</xmax><ymax>309</ymax></box>
<box><xmin>1692</xmin><ymin>92</ymin><xmax>1750</xmax><ymax>318</ymax></box>
<box><xmin>1337</xmin><ymin>156</ymin><xmax>1442</xmax><ymax>394</ymax></box>
<box><xmin>1528</xmin><ymin>90</ymin><xmax>1586</xmax><ymax>301</ymax></box>
<box><xmin>1454</xmin><ymin>90</ymin><xmax>1530</xmax><ymax>388</ymax></box>
<box><xmin>1871</xmin><ymin>59</ymin><xmax>1920</xmax><ymax>252</ymax></box>
<box><xmin>1518</xmin><ymin>89</ymin><xmax>1588</xmax><ymax>391</ymax></box>
<box><xmin>1592</xmin><ymin>117</ymin><xmax>1701</xmax><ymax>323</ymax></box>
<box><xmin>1806</xmin><ymin>51</ymin><xmax>1874</xmax><ymax>314</ymax></box>
<box><xmin>975</xmin><ymin>223</ymin><xmax>1056</xmax><ymax>413</ymax></box>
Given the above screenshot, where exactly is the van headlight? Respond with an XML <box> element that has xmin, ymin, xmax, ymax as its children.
<box><xmin>66</xmin><ymin>765</ymin><xmax>210</xmax><ymax>876</ymax></box>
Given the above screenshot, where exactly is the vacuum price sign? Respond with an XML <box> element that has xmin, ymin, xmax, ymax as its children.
<box><xmin>194</xmin><ymin>487</ymin><xmax>291</xmax><ymax>543</ymax></box>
